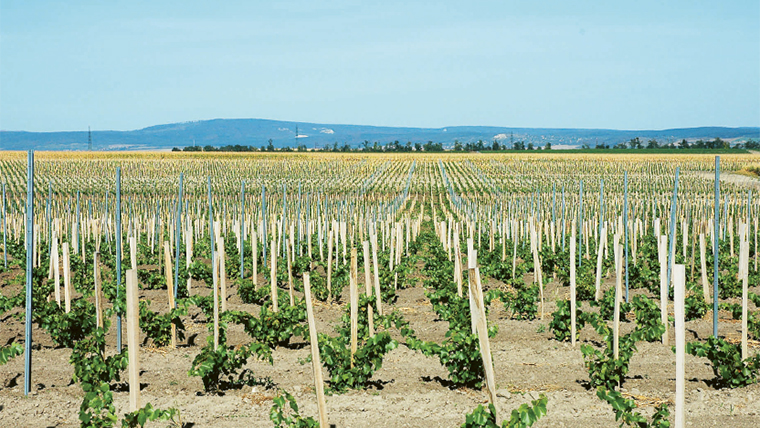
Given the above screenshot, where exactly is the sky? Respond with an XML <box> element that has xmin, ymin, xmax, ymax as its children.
<box><xmin>1</xmin><ymin>0</ymin><xmax>758</xmax><ymax>132</ymax></box>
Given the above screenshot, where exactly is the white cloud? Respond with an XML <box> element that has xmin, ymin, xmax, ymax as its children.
<box><xmin>493</xmin><ymin>133</ymin><xmax>508</xmax><ymax>140</ymax></box>
<box><xmin>320</xmin><ymin>128</ymin><xmax>335</xmax><ymax>134</ymax></box>
<box><xmin>278</xmin><ymin>127</ymin><xmax>290</xmax><ymax>131</ymax></box>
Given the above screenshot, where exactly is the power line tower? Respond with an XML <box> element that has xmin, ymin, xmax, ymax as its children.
<box><xmin>295</xmin><ymin>125</ymin><xmax>299</xmax><ymax>148</ymax></box>
<box><xmin>88</xmin><ymin>126</ymin><xmax>92</xmax><ymax>151</ymax></box>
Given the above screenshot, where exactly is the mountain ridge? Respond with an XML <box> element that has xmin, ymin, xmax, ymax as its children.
<box><xmin>1</xmin><ymin>118</ymin><xmax>758</xmax><ymax>151</ymax></box>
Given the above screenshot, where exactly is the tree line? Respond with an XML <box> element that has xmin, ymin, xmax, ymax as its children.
<box><xmin>172</xmin><ymin>137</ymin><xmax>758</xmax><ymax>153</ymax></box>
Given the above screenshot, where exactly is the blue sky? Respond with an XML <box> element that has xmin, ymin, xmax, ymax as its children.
<box><xmin>1</xmin><ymin>0</ymin><xmax>758</xmax><ymax>132</ymax></box>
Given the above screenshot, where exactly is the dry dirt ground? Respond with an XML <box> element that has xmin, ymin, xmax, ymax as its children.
<box><xmin>1</xmin><ymin>263</ymin><xmax>759</xmax><ymax>427</ymax></box>
<box><xmin>694</xmin><ymin>170</ymin><xmax>760</xmax><ymax>190</ymax></box>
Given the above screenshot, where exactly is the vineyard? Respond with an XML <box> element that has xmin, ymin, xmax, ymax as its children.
<box><xmin>1</xmin><ymin>151</ymin><xmax>759</xmax><ymax>427</ymax></box>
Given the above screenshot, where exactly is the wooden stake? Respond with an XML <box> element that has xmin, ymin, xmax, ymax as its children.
<box><xmin>251</xmin><ymin>228</ymin><xmax>259</xmax><ymax>290</ymax></box>
<box><xmin>454</xmin><ymin>231</ymin><xmax>463</xmax><ymax>298</ymax></box>
<box><xmin>286</xmin><ymin>238</ymin><xmax>294</xmax><ymax>306</ymax></box>
<box><xmin>163</xmin><ymin>241</ymin><xmax>177</xmax><ymax>348</ymax></box>
<box><xmin>469</xmin><ymin>265</ymin><xmax>498</xmax><ymax>417</ymax></box>
<box><xmin>362</xmin><ymin>241</ymin><xmax>374</xmax><ymax>337</ymax></box>
<box><xmin>130</xmin><ymin>235</ymin><xmax>137</xmax><ymax>270</ymax></box>
<box><xmin>63</xmin><ymin>242</ymin><xmax>71</xmax><ymax>313</ymax></box>
<box><xmin>213</xmin><ymin>251</ymin><xmax>220</xmax><ymax>350</ymax></box>
<box><xmin>741</xmin><ymin>233</ymin><xmax>749</xmax><ymax>360</ymax></box>
<box><xmin>570</xmin><ymin>226</ymin><xmax>577</xmax><ymax>347</ymax></box>
<box><xmin>349</xmin><ymin>248</ymin><xmax>358</xmax><ymax>367</ymax></box>
<box><xmin>186</xmin><ymin>223</ymin><xmax>193</xmax><ymax>296</ymax></box>
<box><xmin>371</xmin><ymin>232</ymin><xmax>383</xmax><ymax>316</ymax></box>
<box><xmin>218</xmin><ymin>237</ymin><xmax>227</xmax><ymax>313</ymax></box>
<box><xmin>594</xmin><ymin>224</ymin><xmax>606</xmax><ymax>301</ymax></box>
<box><xmin>303</xmin><ymin>273</ymin><xmax>328</xmax><ymax>427</ymax></box>
<box><xmin>270</xmin><ymin>236</ymin><xmax>278</xmax><ymax>312</ymax></box>
<box><xmin>53</xmin><ymin>235</ymin><xmax>60</xmax><ymax>307</ymax></box>
<box><xmin>674</xmin><ymin>264</ymin><xmax>686</xmax><ymax>428</ymax></box>
<box><xmin>326</xmin><ymin>231</ymin><xmax>333</xmax><ymax>301</ymax></box>
<box><xmin>126</xmin><ymin>269</ymin><xmax>140</xmax><ymax>412</ymax></box>
<box><xmin>699</xmin><ymin>233</ymin><xmax>710</xmax><ymax>303</ymax></box>
<box><xmin>94</xmin><ymin>251</ymin><xmax>103</xmax><ymax>328</ymax></box>
<box><xmin>659</xmin><ymin>235</ymin><xmax>669</xmax><ymax>346</ymax></box>
<box><xmin>613</xmin><ymin>238</ymin><xmax>622</xmax><ymax>360</ymax></box>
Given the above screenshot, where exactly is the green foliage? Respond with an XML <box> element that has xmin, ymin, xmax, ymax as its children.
<box><xmin>308</xmin><ymin>262</ymin><xmax>348</xmax><ymax>302</ymax></box>
<box><xmin>630</xmin><ymin>295</ymin><xmax>665</xmax><ymax>342</ymax></box>
<box><xmin>0</xmin><ymin>342</ymin><xmax>23</xmax><ymax>365</ymax></box>
<box><xmin>315</xmin><ymin>331</ymin><xmax>397</xmax><ymax>393</ymax></box>
<box><xmin>189</xmin><ymin>335</ymin><xmax>273</xmax><ymax>392</ymax></box>
<box><xmin>555</xmin><ymin>250</ymin><xmax>598</xmax><ymax>300</ymax></box>
<box><xmin>269</xmin><ymin>391</ymin><xmax>319</xmax><ymax>428</ymax></box>
<box><xmin>336</xmin><ymin>294</ymin><xmax>416</xmax><ymax>342</ymax></box>
<box><xmin>79</xmin><ymin>381</ymin><xmax>119</xmax><ymax>427</ymax></box>
<box><xmin>684</xmin><ymin>292</ymin><xmax>709</xmax><ymax>321</ymax></box>
<box><xmin>721</xmin><ymin>295</ymin><xmax>760</xmax><ymax>339</ymax></box>
<box><xmin>0</xmin><ymin>290</ymin><xmax>24</xmax><ymax>316</ymax></box>
<box><xmin>685</xmin><ymin>336</ymin><xmax>760</xmax><ymax>388</ymax></box>
<box><xmin>188</xmin><ymin>261</ymin><xmax>212</xmax><ymax>285</ymax></box>
<box><xmin>225</xmin><ymin>302</ymin><xmax>308</xmax><ymax>348</ymax></box>
<box><xmin>580</xmin><ymin>306</ymin><xmax>664</xmax><ymax>390</ymax></box>
<box><xmin>462</xmin><ymin>394</ymin><xmax>548</xmax><ymax>428</ymax></box>
<box><xmin>590</xmin><ymin>288</ymin><xmax>630</xmax><ymax>322</ymax></box>
<box><xmin>70</xmin><ymin>326</ymin><xmax>129</xmax><ymax>428</ymax></box>
<box><xmin>189</xmin><ymin>294</ymin><xmax>215</xmax><ymax>321</ymax></box>
<box><xmin>627</xmin><ymin>236</ymin><xmax>661</xmax><ymax>294</ymax></box>
<box><xmin>596</xmin><ymin>387</ymin><xmax>670</xmax><ymax>428</ymax></box>
<box><xmin>138</xmin><ymin>299</ymin><xmax>187</xmax><ymax>347</ymax></box>
<box><xmin>237</xmin><ymin>278</ymin><xmax>272</xmax><ymax>304</ymax></box>
<box><xmin>137</xmin><ymin>269</ymin><xmax>166</xmax><ymax>290</ymax></box>
<box><xmin>70</xmin><ymin>326</ymin><xmax>128</xmax><ymax>386</ymax></box>
<box><xmin>500</xmin><ymin>285</ymin><xmax>540</xmax><ymax>320</ymax></box>
<box><xmin>549</xmin><ymin>300</ymin><xmax>585</xmax><ymax>342</ymax></box>
<box><xmin>121</xmin><ymin>404</ymin><xmax>181</xmax><ymax>428</ymax></box>
<box><xmin>35</xmin><ymin>299</ymin><xmax>98</xmax><ymax>348</ymax></box>
<box><xmin>408</xmin><ymin>326</ymin><xmax>497</xmax><ymax>388</ymax></box>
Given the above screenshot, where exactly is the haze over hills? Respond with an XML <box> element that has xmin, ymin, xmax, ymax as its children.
<box><xmin>1</xmin><ymin>118</ymin><xmax>758</xmax><ymax>151</ymax></box>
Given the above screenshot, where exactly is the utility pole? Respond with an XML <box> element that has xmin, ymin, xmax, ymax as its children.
<box><xmin>88</xmin><ymin>126</ymin><xmax>92</xmax><ymax>151</ymax></box>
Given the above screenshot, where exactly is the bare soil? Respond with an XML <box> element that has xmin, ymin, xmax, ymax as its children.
<box><xmin>1</xmin><ymin>262</ymin><xmax>759</xmax><ymax>427</ymax></box>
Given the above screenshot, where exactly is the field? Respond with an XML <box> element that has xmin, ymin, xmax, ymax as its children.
<box><xmin>1</xmin><ymin>151</ymin><xmax>759</xmax><ymax>427</ymax></box>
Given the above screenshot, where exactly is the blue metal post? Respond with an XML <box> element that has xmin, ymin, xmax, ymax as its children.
<box><xmin>174</xmin><ymin>173</ymin><xmax>183</xmax><ymax>298</ymax></box>
<box><xmin>24</xmin><ymin>150</ymin><xmax>34</xmax><ymax>396</ymax></box>
<box><xmin>240</xmin><ymin>180</ymin><xmax>245</xmax><ymax>278</ymax></box>
<box><xmin>208</xmin><ymin>177</ymin><xmax>214</xmax><ymax>264</ymax></box>
<box><xmin>116</xmin><ymin>167</ymin><xmax>122</xmax><ymax>352</ymax></box>
<box><xmin>666</xmin><ymin>168</ymin><xmax>680</xmax><ymax>294</ymax></box>
<box><xmin>578</xmin><ymin>180</ymin><xmax>584</xmax><ymax>267</ymax></box>
<box><xmin>598</xmin><ymin>179</ymin><xmax>604</xmax><ymax>242</ymax></box>
<box><xmin>46</xmin><ymin>182</ymin><xmax>51</xmax><ymax>261</ymax></box>
<box><xmin>713</xmin><ymin>157</ymin><xmax>720</xmax><ymax>337</ymax></box>
<box><xmin>624</xmin><ymin>171</ymin><xmax>629</xmax><ymax>302</ymax></box>
<box><xmin>561</xmin><ymin>184</ymin><xmax>566</xmax><ymax>251</ymax></box>
<box><xmin>2</xmin><ymin>182</ymin><xmax>7</xmax><ymax>269</ymax></box>
<box><xmin>262</xmin><ymin>185</ymin><xmax>267</xmax><ymax>268</ymax></box>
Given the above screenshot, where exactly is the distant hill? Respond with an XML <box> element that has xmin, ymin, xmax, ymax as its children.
<box><xmin>1</xmin><ymin>118</ymin><xmax>758</xmax><ymax>151</ymax></box>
